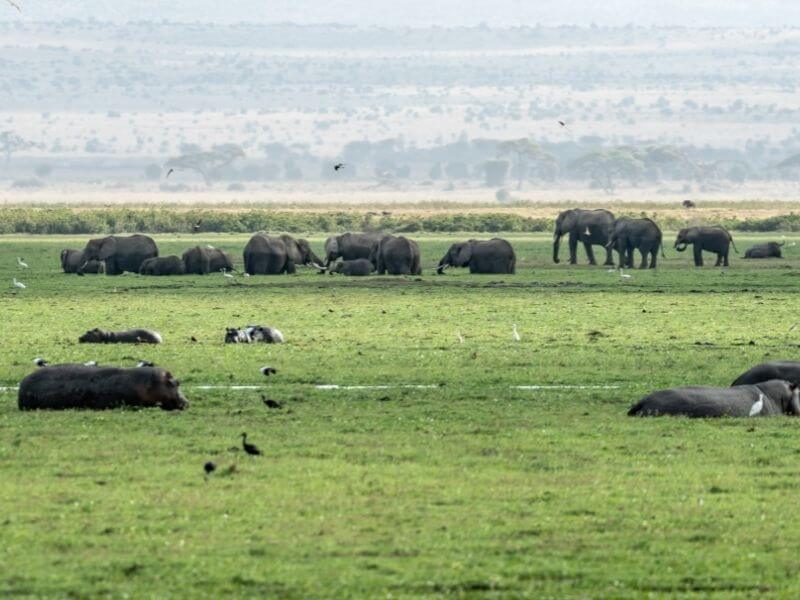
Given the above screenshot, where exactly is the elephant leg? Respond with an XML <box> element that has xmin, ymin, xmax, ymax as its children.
<box><xmin>715</xmin><ymin>252</ymin><xmax>722</xmax><ymax>267</ymax></box>
<box><xmin>568</xmin><ymin>233</ymin><xmax>579</xmax><ymax>265</ymax></box>
<box><xmin>693</xmin><ymin>244</ymin><xmax>703</xmax><ymax>267</ymax></box>
<box><xmin>723</xmin><ymin>250</ymin><xmax>729</xmax><ymax>267</ymax></box>
<box><xmin>604</xmin><ymin>244</ymin><xmax>615</xmax><ymax>266</ymax></box>
<box><xmin>285</xmin><ymin>259</ymin><xmax>296</xmax><ymax>274</ymax></box>
<box><xmin>649</xmin><ymin>250</ymin><xmax>657</xmax><ymax>269</ymax></box>
<box><xmin>626</xmin><ymin>247</ymin><xmax>634</xmax><ymax>269</ymax></box>
<box><xmin>639</xmin><ymin>249</ymin><xmax>648</xmax><ymax>269</ymax></box>
<box><xmin>583</xmin><ymin>241</ymin><xmax>597</xmax><ymax>265</ymax></box>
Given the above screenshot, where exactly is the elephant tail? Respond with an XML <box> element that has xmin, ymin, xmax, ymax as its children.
<box><xmin>730</xmin><ymin>235</ymin><xmax>739</xmax><ymax>254</ymax></box>
<box><xmin>660</xmin><ymin>239</ymin><xmax>666</xmax><ymax>258</ymax></box>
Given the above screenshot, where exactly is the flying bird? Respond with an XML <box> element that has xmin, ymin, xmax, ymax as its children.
<box><xmin>166</xmin><ymin>168</ymin><xmax>174</xmax><ymax>178</ymax></box>
<box><xmin>749</xmin><ymin>393</ymin><xmax>765</xmax><ymax>417</ymax></box>
<box><xmin>17</xmin><ymin>257</ymin><xmax>28</xmax><ymax>268</ymax></box>
<box><xmin>260</xmin><ymin>366</ymin><xmax>277</xmax><ymax>376</ymax></box>
<box><xmin>192</xmin><ymin>219</ymin><xmax>202</xmax><ymax>233</ymax></box>
<box><xmin>512</xmin><ymin>324</ymin><xmax>521</xmax><ymax>342</ymax></box>
<box><xmin>334</xmin><ymin>162</ymin><xmax>346</xmax><ymax>171</ymax></box>
<box><xmin>5</xmin><ymin>0</ymin><xmax>21</xmax><ymax>12</ymax></box>
<box><xmin>33</xmin><ymin>357</ymin><xmax>48</xmax><ymax>367</ymax></box>
<box><xmin>261</xmin><ymin>395</ymin><xmax>283</xmax><ymax>409</ymax></box>
<box><xmin>241</xmin><ymin>433</ymin><xmax>262</xmax><ymax>456</ymax></box>
<box><xmin>12</xmin><ymin>278</ymin><xmax>26</xmax><ymax>289</ymax></box>
<box><xmin>137</xmin><ymin>360</ymin><xmax>154</xmax><ymax>368</ymax></box>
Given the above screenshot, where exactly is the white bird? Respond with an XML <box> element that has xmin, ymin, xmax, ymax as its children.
<box><xmin>222</xmin><ymin>269</ymin><xmax>234</xmax><ymax>278</ymax></box>
<box><xmin>620</xmin><ymin>269</ymin><xmax>632</xmax><ymax>279</ymax></box>
<box><xmin>137</xmin><ymin>360</ymin><xmax>154</xmax><ymax>368</ymax></box>
<box><xmin>33</xmin><ymin>357</ymin><xmax>48</xmax><ymax>367</ymax></box>
<box><xmin>12</xmin><ymin>278</ymin><xmax>26</xmax><ymax>289</ymax></box>
<box><xmin>456</xmin><ymin>331</ymin><xmax>465</xmax><ymax>344</ymax></box>
<box><xmin>749</xmin><ymin>393</ymin><xmax>765</xmax><ymax>417</ymax></box>
<box><xmin>584</xmin><ymin>227</ymin><xmax>591</xmax><ymax>236</ymax></box>
<box><xmin>607</xmin><ymin>268</ymin><xmax>617</xmax><ymax>274</ymax></box>
<box><xmin>84</xmin><ymin>360</ymin><xmax>98</xmax><ymax>366</ymax></box>
<box><xmin>243</xmin><ymin>272</ymin><xmax>251</xmax><ymax>278</ymax></box>
<box><xmin>17</xmin><ymin>257</ymin><xmax>29</xmax><ymax>268</ymax></box>
<box><xmin>512</xmin><ymin>324</ymin><xmax>521</xmax><ymax>342</ymax></box>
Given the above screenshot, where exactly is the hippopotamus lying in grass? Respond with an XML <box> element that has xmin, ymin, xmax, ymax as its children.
<box><xmin>732</xmin><ymin>361</ymin><xmax>800</xmax><ymax>386</ymax></box>
<box><xmin>628</xmin><ymin>380</ymin><xmax>800</xmax><ymax>417</ymax></box>
<box><xmin>743</xmin><ymin>241</ymin><xmax>784</xmax><ymax>259</ymax></box>
<box><xmin>79</xmin><ymin>328</ymin><xmax>163</xmax><ymax>344</ymax></box>
<box><xmin>224</xmin><ymin>325</ymin><xmax>284</xmax><ymax>344</ymax></box>
<box><xmin>18</xmin><ymin>364</ymin><xmax>188</xmax><ymax>410</ymax></box>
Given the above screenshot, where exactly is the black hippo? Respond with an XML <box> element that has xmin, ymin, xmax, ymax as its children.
<box><xmin>18</xmin><ymin>364</ymin><xmax>188</xmax><ymax>410</ymax></box>
<box><xmin>743</xmin><ymin>241</ymin><xmax>784</xmax><ymax>259</ymax></box>
<box><xmin>732</xmin><ymin>361</ymin><xmax>800</xmax><ymax>386</ymax></box>
<box><xmin>79</xmin><ymin>328</ymin><xmax>163</xmax><ymax>344</ymax></box>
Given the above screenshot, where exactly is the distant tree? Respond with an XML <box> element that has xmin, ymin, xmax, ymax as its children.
<box><xmin>163</xmin><ymin>144</ymin><xmax>245</xmax><ymax>185</ymax></box>
<box><xmin>483</xmin><ymin>160</ymin><xmax>510</xmax><ymax>187</ymax></box>
<box><xmin>0</xmin><ymin>131</ymin><xmax>37</xmax><ymax>164</ymax></box>
<box><xmin>570</xmin><ymin>148</ymin><xmax>645</xmax><ymax>193</ymax></box>
<box><xmin>34</xmin><ymin>164</ymin><xmax>53</xmax><ymax>178</ymax></box>
<box><xmin>428</xmin><ymin>163</ymin><xmax>443</xmax><ymax>180</ymax></box>
<box><xmin>497</xmin><ymin>138</ymin><xmax>559</xmax><ymax>189</ymax></box>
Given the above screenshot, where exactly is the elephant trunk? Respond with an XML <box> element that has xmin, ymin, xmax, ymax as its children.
<box><xmin>790</xmin><ymin>385</ymin><xmax>800</xmax><ymax>416</ymax></box>
<box><xmin>552</xmin><ymin>232</ymin><xmax>562</xmax><ymax>264</ymax></box>
<box><xmin>674</xmin><ymin>241</ymin><xmax>687</xmax><ymax>252</ymax></box>
<box><xmin>436</xmin><ymin>257</ymin><xmax>450</xmax><ymax>275</ymax></box>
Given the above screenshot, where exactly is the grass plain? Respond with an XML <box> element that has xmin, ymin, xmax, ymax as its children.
<box><xmin>2</xmin><ymin>231</ymin><xmax>800</xmax><ymax>597</ymax></box>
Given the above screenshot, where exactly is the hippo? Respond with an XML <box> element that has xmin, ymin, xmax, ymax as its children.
<box><xmin>18</xmin><ymin>364</ymin><xmax>188</xmax><ymax>410</ymax></box>
<box><xmin>732</xmin><ymin>361</ymin><xmax>800</xmax><ymax>386</ymax></box>
<box><xmin>224</xmin><ymin>325</ymin><xmax>284</xmax><ymax>344</ymax></box>
<box><xmin>79</xmin><ymin>328</ymin><xmax>163</xmax><ymax>344</ymax></box>
<box><xmin>743</xmin><ymin>241</ymin><xmax>784</xmax><ymax>259</ymax></box>
<box><xmin>329</xmin><ymin>258</ymin><xmax>374</xmax><ymax>276</ymax></box>
<box><xmin>628</xmin><ymin>380</ymin><xmax>800</xmax><ymax>418</ymax></box>
<box><xmin>139</xmin><ymin>255</ymin><xmax>185</xmax><ymax>276</ymax></box>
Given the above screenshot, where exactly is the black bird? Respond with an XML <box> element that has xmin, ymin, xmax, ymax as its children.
<box><xmin>5</xmin><ymin>0</ymin><xmax>21</xmax><ymax>13</ymax></box>
<box><xmin>261</xmin><ymin>394</ymin><xmax>283</xmax><ymax>409</ymax></box>
<box><xmin>33</xmin><ymin>357</ymin><xmax>48</xmax><ymax>367</ymax></box>
<box><xmin>260</xmin><ymin>366</ymin><xmax>277</xmax><ymax>376</ymax></box>
<box><xmin>192</xmin><ymin>219</ymin><xmax>202</xmax><ymax>233</ymax></box>
<box><xmin>241</xmin><ymin>433</ymin><xmax>262</xmax><ymax>456</ymax></box>
<box><xmin>190</xmin><ymin>336</ymin><xmax>198</xmax><ymax>342</ymax></box>
<box><xmin>334</xmin><ymin>162</ymin><xmax>346</xmax><ymax>171</ymax></box>
<box><xmin>204</xmin><ymin>461</ymin><xmax>216</xmax><ymax>475</ymax></box>
<box><xmin>558</xmin><ymin>120</ymin><xmax>567</xmax><ymax>127</ymax></box>
<box><xmin>137</xmin><ymin>360</ymin><xmax>154</xmax><ymax>368</ymax></box>
<box><xmin>166</xmin><ymin>168</ymin><xmax>174</xmax><ymax>178</ymax></box>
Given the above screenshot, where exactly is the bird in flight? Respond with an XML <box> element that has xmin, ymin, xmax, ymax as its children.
<box><xmin>166</xmin><ymin>168</ymin><xmax>174</xmax><ymax>178</ymax></box>
<box><xmin>5</xmin><ymin>0</ymin><xmax>21</xmax><ymax>12</ymax></box>
<box><xmin>334</xmin><ymin>162</ymin><xmax>346</xmax><ymax>171</ymax></box>
<box><xmin>192</xmin><ymin>219</ymin><xmax>202</xmax><ymax>233</ymax></box>
<box><xmin>558</xmin><ymin>121</ymin><xmax>570</xmax><ymax>131</ymax></box>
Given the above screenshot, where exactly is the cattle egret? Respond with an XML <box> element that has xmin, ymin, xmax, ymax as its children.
<box><xmin>17</xmin><ymin>257</ymin><xmax>28</xmax><ymax>268</ymax></box>
<box><xmin>222</xmin><ymin>269</ymin><xmax>234</xmax><ymax>278</ymax></box>
<box><xmin>512</xmin><ymin>324</ymin><xmax>521</xmax><ymax>342</ymax></box>
<box><xmin>243</xmin><ymin>272</ymin><xmax>251</xmax><ymax>277</ymax></box>
<box><xmin>457</xmin><ymin>331</ymin><xmax>465</xmax><ymax>344</ymax></box>
<box><xmin>749</xmin><ymin>393</ymin><xmax>765</xmax><ymax>417</ymax></box>
<box><xmin>607</xmin><ymin>268</ymin><xmax>617</xmax><ymax>274</ymax></box>
<box><xmin>620</xmin><ymin>269</ymin><xmax>632</xmax><ymax>279</ymax></box>
<box><xmin>33</xmin><ymin>357</ymin><xmax>48</xmax><ymax>367</ymax></box>
<box><xmin>137</xmin><ymin>360</ymin><xmax>155</xmax><ymax>368</ymax></box>
<box><xmin>12</xmin><ymin>278</ymin><xmax>25</xmax><ymax>289</ymax></box>
<box><xmin>260</xmin><ymin>366</ymin><xmax>277</xmax><ymax>376</ymax></box>
<box><xmin>241</xmin><ymin>433</ymin><xmax>262</xmax><ymax>456</ymax></box>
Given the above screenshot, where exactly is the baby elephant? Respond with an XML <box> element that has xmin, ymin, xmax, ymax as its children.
<box><xmin>79</xmin><ymin>328</ymin><xmax>163</xmax><ymax>344</ymax></box>
<box><xmin>732</xmin><ymin>361</ymin><xmax>800</xmax><ymax>386</ymax></box>
<box><xmin>18</xmin><ymin>364</ymin><xmax>188</xmax><ymax>410</ymax></box>
<box><xmin>330</xmin><ymin>258</ymin><xmax>374</xmax><ymax>276</ymax></box>
<box><xmin>139</xmin><ymin>255</ymin><xmax>185</xmax><ymax>275</ymax></box>
<box><xmin>224</xmin><ymin>325</ymin><xmax>284</xmax><ymax>344</ymax></box>
<box><xmin>743</xmin><ymin>241</ymin><xmax>784</xmax><ymax>259</ymax></box>
<box><xmin>628</xmin><ymin>380</ymin><xmax>800</xmax><ymax>417</ymax></box>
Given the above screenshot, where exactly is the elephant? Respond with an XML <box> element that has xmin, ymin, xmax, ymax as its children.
<box><xmin>81</xmin><ymin>234</ymin><xmax>158</xmax><ymax>275</ymax></box>
<box><xmin>60</xmin><ymin>249</ymin><xmax>105</xmax><ymax>274</ymax></box>
<box><xmin>79</xmin><ymin>328</ymin><xmax>163</xmax><ymax>344</ymax></box>
<box><xmin>744</xmin><ymin>242</ymin><xmax>784</xmax><ymax>259</ymax></box>
<box><xmin>370</xmin><ymin>235</ymin><xmax>421</xmax><ymax>275</ymax></box>
<box><xmin>329</xmin><ymin>258</ymin><xmax>374</xmax><ymax>276</ymax></box>
<box><xmin>553</xmin><ymin>209</ymin><xmax>615</xmax><ymax>266</ymax></box>
<box><xmin>732</xmin><ymin>361</ymin><xmax>800</xmax><ymax>386</ymax></box>
<box><xmin>323</xmin><ymin>233</ymin><xmax>383</xmax><ymax>268</ymax></box>
<box><xmin>243</xmin><ymin>233</ymin><xmax>323</xmax><ymax>275</ymax></box>
<box><xmin>606</xmin><ymin>218</ymin><xmax>665</xmax><ymax>269</ymax></box>
<box><xmin>674</xmin><ymin>226</ymin><xmax>738</xmax><ymax>267</ymax></box>
<box><xmin>628</xmin><ymin>380</ymin><xmax>800</xmax><ymax>418</ymax></box>
<box><xmin>139</xmin><ymin>255</ymin><xmax>185</xmax><ymax>276</ymax></box>
<box><xmin>18</xmin><ymin>364</ymin><xmax>188</xmax><ymax>411</ymax></box>
<box><xmin>436</xmin><ymin>238</ymin><xmax>516</xmax><ymax>274</ymax></box>
<box><xmin>182</xmin><ymin>245</ymin><xmax>235</xmax><ymax>274</ymax></box>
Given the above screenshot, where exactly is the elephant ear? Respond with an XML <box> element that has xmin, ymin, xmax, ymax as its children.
<box><xmin>325</xmin><ymin>236</ymin><xmax>339</xmax><ymax>256</ymax></box>
<box><xmin>456</xmin><ymin>243</ymin><xmax>473</xmax><ymax>265</ymax></box>
<box><xmin>60</xmin><ymin>249</ymin><xmax>69</xmax><ymax>268</ymax></box>
<box><xmin>98</xmin><ymin>238</ymin><xmax>117</xmax><ymax>261</ymax></box>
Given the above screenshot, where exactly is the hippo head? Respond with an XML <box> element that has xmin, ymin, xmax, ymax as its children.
<box><xmin>79</xmin><ymin>328</ymin><xmax>106</xmax><ymax>343</ymax></box>
<box><xmin>155</xmin><ymin>370</ymin><xmax>188</xmax><ymax>411</ymax></box>
<box><xmin>224</xmin><ymin>328</ymin><xmax>242</xmax><ymax>343</ymax></box>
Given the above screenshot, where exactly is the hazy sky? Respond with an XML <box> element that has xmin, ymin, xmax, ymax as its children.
<box><xmin>3</xmin><ymin>0</ymin><xmax>800</xmax><ymax>27</ymax></box>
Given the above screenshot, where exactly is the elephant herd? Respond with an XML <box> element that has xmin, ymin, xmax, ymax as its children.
<box><xmin>553</xmin><ymin>208</ymin><xmax>780</xmax><ymax>268</ymax></box>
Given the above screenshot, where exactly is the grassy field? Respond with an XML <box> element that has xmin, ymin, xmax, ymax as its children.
<box><xmin>3</xmin><ymin>232</ymin><xmax>800</xmax><ymax>597</ymax></box>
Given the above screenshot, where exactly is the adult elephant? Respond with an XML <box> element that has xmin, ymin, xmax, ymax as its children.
<box><xmin>60</xmin><ymin>249</ymin><xmax>104</xmax><ymax>274</ymax></box>
<box><xmin>81</xmin><ymin>234</ymin><xmax>158</xmax><ymax>276</ymax></box>
<box><xmin>553</xmin><ymin>209</ymin><xmax>615</xmax><ymax>266</ymax></box>
<box><xmin>436</xmin><ymin>238</ymin><xmax>516</xmax><ymax>274</ymax></box>
<box><xmin>628</xmin><ymin>380</ymin><xmax>800</xmax><ymax>417</ymax></box>
<box><xmin>323</xmin><ymin>233</ymin><xmax>383</xmax><ymax>268</ymax></box>
<box><xmin>243</xmin><ymin>233</ymin><xmax>322</xmax><ymax>275</ymax></box>
<box><xmin>606</xmin><ymin>217</ymin><xmax>664</xmax><ymax>269</ymax></box>
<box><xmin>370</xmin><ymin>235</ymin><xmax>421</xmax><ymax>275</ymax></box>
<box><xmin>674</xmin><ymin>226</ymin><xmax>737</xmax><ymax>267</ymax></box>
<box><xmin>139</xmin><ymin>255</ymin><xmax>185</xmax><ymax>276</ymax></box>
<box><xmin>744</xmin><ymin>241</ymin><xmax>784</xmax><ymax>259</ymax></box>
<box><xmin>732</xmin><ymin>361</ymin><xmax>800</xmax><ymax>386</ymax></box>
<box><xmin>182</xmin><ymin>246</ymin><xmax>235</xmax><ymax>274</ymax></box>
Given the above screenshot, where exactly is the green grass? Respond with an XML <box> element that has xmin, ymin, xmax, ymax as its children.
<box><xmin>2</xmin><ymin>232</ymin><xmax>800</xmax><ymax>597</ymax></box>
